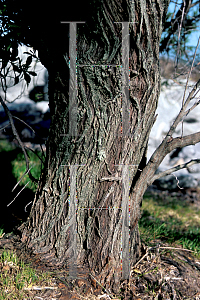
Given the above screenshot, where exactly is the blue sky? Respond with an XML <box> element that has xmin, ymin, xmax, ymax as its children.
<box><xmin>168</xmin><ymin>1</ymin><xmax>200</xmax><ymax>48</ymax></box>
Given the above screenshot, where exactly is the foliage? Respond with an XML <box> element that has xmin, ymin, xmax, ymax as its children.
<box><xmin>0</xmin><ymin>0</ymin><xmax>200</xmax><ymax>83</ymax></box>
<box><xmin>160</xmin><ymin>0</ymin><xmax>200</xmax><ymax>60</ymax></box>
<box><xmin>0</xmin><ymin>1</ymin><xmax>38</xmax><ymax>88</ymax></box>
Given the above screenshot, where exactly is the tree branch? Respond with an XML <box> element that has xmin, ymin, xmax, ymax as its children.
<box><xmin>151</xmin><ymin>158</ymin><xmax>200</xmax><ymax>182</ymax></box>
<box><xmin>166</xmin><ymin>131</ymin><xmax>200</xmax><ymax>153</ymax></box>
<box><xmin>0</xmin><ymin>96</ymin><xmax>38</xmax><ymax>191</ymax></box>
<box><xmin>12</xmin><ymin>116</ymin><xmax>46</xmax><ymax>159</ymax></box>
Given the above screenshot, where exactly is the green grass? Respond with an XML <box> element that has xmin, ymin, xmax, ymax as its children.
<box><xmin>0</xmin><ymin>139</ymin><xmax>44</xmax><ymax>193</ymax></box>
<box><xmin>0</xmin><ymin>138</ymin><xmax>200</xmax><ymax>298</ymax></box>
<box><xmin>139</xmin><ymin>192</ymin><xmax>200</xmax><ymax>257</ymax></box>
<box><xmin>1</xmin><ymin>138</ymin><xmax>200</xmax><ymax>257</ymax></box>
<box><xmin>11</xmin><ymin>150</ymin><xmax>43</xmax><ymax>192</ymax></box>
<box><xmin>0</xmin><ymin>249</ymin><xmax>55</xmax><ymax>300</ymax></box>
<box><xmin>0</xmin><ymin>226</ymin><xmax>4</xmax><ymax>238</ymax></box>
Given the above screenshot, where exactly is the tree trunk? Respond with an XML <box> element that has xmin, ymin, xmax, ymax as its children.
<box><xmin>19</xmin><ymin>0</ymin><xmax>170</xmax><ymax>292</ymax></box>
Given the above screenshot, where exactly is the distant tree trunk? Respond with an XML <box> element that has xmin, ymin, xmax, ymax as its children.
<box><xmin>20</xmin><ymin>0</ymin><xmax>170</xmax><ymax>292</ymax></box>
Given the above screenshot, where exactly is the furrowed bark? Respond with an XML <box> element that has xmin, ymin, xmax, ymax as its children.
<box><xmin>19</xmin><ymin>0</ymin><xmax>170</xmax><ymax>291</ymax></box>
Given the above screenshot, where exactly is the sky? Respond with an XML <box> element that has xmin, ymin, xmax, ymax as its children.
<box><xmin>168</xmin><ymin>1</ymin><xmax>200</xmax><ymax>49</ymax></box>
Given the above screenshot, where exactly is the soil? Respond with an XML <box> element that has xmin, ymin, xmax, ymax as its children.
<box><xmin>0</xmin><ymin>211</ymin><xmax>200</xmax><ymax>299</ymax></box>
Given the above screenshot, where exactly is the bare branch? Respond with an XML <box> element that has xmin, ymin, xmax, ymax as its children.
<box><xmin>0</xmin><ymin>123</ymin><xmax>10</xmax><ymax>132</ymax></box>
<box><xmin>11</xmin><ymin>165</ymin><xmax>34</xmax><ymax>192</ymax></box>
<box><xmin>182</xmin><ymin>98</ymin><xmax>200</xmax><ymax>118</ymax></box>
<box><xmin>13</xmin><ymin>116</ymin><xmax>36</xmax><ymax>134</ymax></box>
<box><xmin>12</xmin><ymin>116</ymin><xmax>46</xmax><ymax>160</ymax></box>
<box><xmin>166</xmin><ymin>131</ymin><xmax>200</xmax><ymax>153</ymax></box>
<box><xmin>168</xmin><ymin>78</ymin><xmax>200</xmax><ymax>138</ymax></box>
<box><xmin>151</xmin><ymin>159</ymin><xmax>200</xmax><ymax>182</ymax></box>
<box><xmin>7</xmin><ymin>181</ymin><xmax>31</xmax><ymax>207</ymax></box>
<box><xmin>175</xmin><ymin>0</ymin><xmax>185</xmax><ymax>71</ymax></box>
<box><xmin>148</xmin><ymin>81</ymin><xmax>200</xmax><ymax>172</ymax></box>
<box><xmin>0</xmin><ymin>96</ymin><xmax>38</xmax><ymax>187</ymax></box>
<box><xmin>24</xmin><ymin>145</ymin><xmax>45</xmax><ymax>164</ymax></box>
<box><xmin>181</xmin><ymin>36</ymin><xmax>200</xmax><ymax>107</ymax></box>
<box><xmin>143</xmin><ymin>132</ymin><xmax>200</xmax><ymax>190</ymax></box>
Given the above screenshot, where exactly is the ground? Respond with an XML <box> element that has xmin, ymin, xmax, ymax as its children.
<box><xmin>0</xmin><ymin>187</ymin><xmax>200</xmax><ymax>299</ymax></box>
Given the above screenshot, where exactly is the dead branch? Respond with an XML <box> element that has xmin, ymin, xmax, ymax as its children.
<box><xmin>181</xmin><ymin>36</ymin><xmax>200</xmax><ymax>107</ymax></box>
<box><xmin>7</xmin><ymin>181</ymin><xmax>31</xmax><ymax>207</ymax></box>
<box><xmin>151</xmin><ymin>158</ymin><xmax>200</xmax><ymax>182</ymax></box>
<box><xmin>0</xmin><ymin>96</ymin><xmax>38</xmax><ymax>190</ymax></box>
<box><xmin>0</xmin><ymin>123</ymin><xmax>10</xmax><ymax>132</ymax></box>
<box><xmin>145</xmin><ymin>87</ymin><xmax>200</xmax><ymax>180</ymax></box>
<box><xmin>134</xmin><ymin>42</ymin><xmax>200</xmax><ymax>195</ymax></box>
<box><xmin>167</xmin><ymin>78</ymin><xmax>200</xmax><ymax>139</ymax></box>
<box><xmin>24</xmin><ymin>145</ymin><xmax>45</xmax><ymax>164</ymax></box>
<box><xmin>12</xmin><ymin>116</ymin><xmax>46</xmax><ymax>158</ymax></box>
<box><xmin>11</xmin><ymin>165</ymin><xmax>34</xmax><ymax>192</ymax></box>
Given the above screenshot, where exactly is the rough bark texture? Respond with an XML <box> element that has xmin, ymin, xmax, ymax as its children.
<box><xmin>19</xmin><ymin>0</ymin><xmax>170</xmax><ymax>291</ymax></box>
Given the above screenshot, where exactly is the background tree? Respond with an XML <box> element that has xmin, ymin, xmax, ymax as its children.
<box><xmin>0</xmin><ymin>0</ymin><xmax>200</xmax><ymax>293</ymax></box>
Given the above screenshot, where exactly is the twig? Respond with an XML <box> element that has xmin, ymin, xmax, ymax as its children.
<box><xmin>89</xmin><ymin>273</ymin><xmax>114</xmax><ymax>299</ymax></box>
<box><xmin>171</xmin><ymin>173</ymin><xmax>184</xmax><ymax>190</ymax></box>
<box><xmin>159</xmin><ymin>246</ymin><xmax>194</xmax><ymax>252</ymax></box>
<box><xmin>151</xmin><ymin>158</ymin><xmax>200</xmax><ymax>182</ymax></box>
<box><xmin>24</xmin><ymin>145</ymin><xmax>45</xmax><ymax>164</ymax></box>
<box><xmin>24</xmin><ymin>286</ymin><xmax>57</xmax><ymax>291</ymax></box>
<box><xmin>131</xmin><ymin>251</ymin><xmax>149</xmax><ymax>270</ymax></box>
<box><xmin>12</xmin><ymin>115</ymin><xmax>46</xmax><ymax>158</ymax></box>
<box><xmin>182</xmin><ymin>36</ymin><xmax>200</xmax><ymax>107</ymax></box>
<box><xmin>0</xmin><ymin>96</ymin><xmax>38</xmax><ymax>187</ymax></box>
<box><xmin>13</xmin><ymin>116</ymin><xmax>36</xmax><ymax>134</ymax></box>
<box><xmin>0</xmin><ymin>123</ymin><xmax>10</xmax><ymax>132</ymax></box>
<box><xmin>164</xmin><ymin>276</ymin><xmax>183</xmax><ymax>281</ymax></box>
<box><xmin>7</xmin><ymin>181</ymin><xmax>31</xmax><ymax>207</ymax></box>
<box><xmin>131</xmin><ymin>245</ymin><xmax>194</xmax><ymax>275</ymax></box>
<box><xmin>100</xmin><ymin>177</ymin><xmax>122</xmax><ymax>182</ymax></box>
<box><xmin>12</xmin><ymin>165</ymin><xmax>34</xmax><ymax>192</ymax></box>
<box><xmin>24</xmin><ymin>201</ymin><xmax>33</xmax><ymax>212</ymax></box>
<box><xmin>175</xmin><ymin>0</ymin><xmax>185</xmax><ymax>72</ymax></box>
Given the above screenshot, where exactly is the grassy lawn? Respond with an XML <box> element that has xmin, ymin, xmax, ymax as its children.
<box><xmin>0</xmin><ymin>249</ymin><xmax>56</xmax><ymax>300</ymax></box>
<box><xmin>0</xmin><ymin>139</ymin><xmax>44</xmax><ymax>193</ymax></box>
<box><xmin>139</xmin><ymin>192</ymin><xmax>200</xmax><ymax>257</ymax></box>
